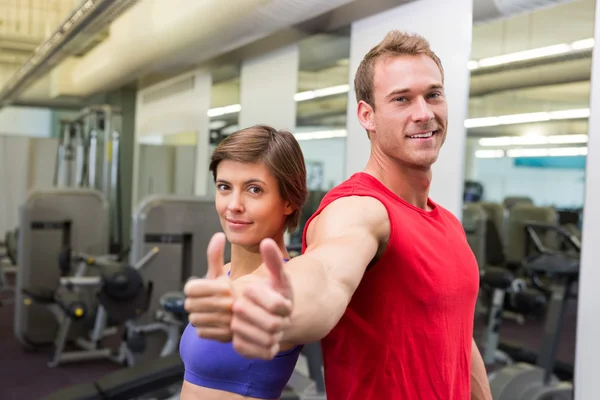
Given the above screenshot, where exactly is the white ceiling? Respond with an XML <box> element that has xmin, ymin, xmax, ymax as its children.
<box><xmin>209</xmin><ymin>0</ymin><xmax>597</xmax><ymax>138</ymax></box>
<box><xmin>471</xmin><ymin>0</ymin><xmax>595</xmax><ymax>59</ymax></box>
<box><xmin>0</xmin><ymin>0</ymin><xmax>597</xmax><ymax>140</ymax></box>
<box><xmin>0</xmin><ymin>0</ymin><xmax>79</xmax><ymax>104</ymax></box>
<box><xmin>0</xmin><ymin>0</ymin><xmax>77</xmax><ymax>42</ymax></box>
<box><xmin>467</xmin><ymin>0</ymin><xmax>595</xmax><ymax>138</ymax></box>
<box><xmin>0</xmin><ymin>0</ymin><xmax>78</xmax><ymax>57</ymax></box>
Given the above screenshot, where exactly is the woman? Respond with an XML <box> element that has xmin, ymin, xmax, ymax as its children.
<box><xmin>179</xmin><ymin>125</ymin><xmax>308</xmax><ymax>399</ymax></box>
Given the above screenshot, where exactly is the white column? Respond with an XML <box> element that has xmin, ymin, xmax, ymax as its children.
<box><xmin>574</xmin><ymin>0</ymin><xmax>600</xmax><ymax>398</ymax></box>
<box><xmin>239</xmin><ymin>44</ymin><xmax>299</xmax><ymax>130</ymax></box>
<box><xmin>345</xmin><ymin>0</ymin><xmax>473</xmax><ymax>218</ymax></box>
<box><xmin>239</xmin><ymin>45</ymin><xmax>299</xmax><ymax>245</ymax></box>
<box><xmin>192</xmin><ymin>71</ymin><xmax>212</xmax><ymax>196</ymax></box>
<box><xmin>464</xmin><ymin>137</ymin><xmax>478</xmax><ymax>181</ymax></box>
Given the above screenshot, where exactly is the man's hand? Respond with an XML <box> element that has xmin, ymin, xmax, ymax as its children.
<box><xmin>471</xmin><ymin>339</ymin><xmax>493</xmax><ymax>400</ymax></box>
<box><xmin>230</xmin><ymin>238</ymin><xmax>294</xmax><ymax>360</ymax></box>
<box><xmin>184</xmin><ymin>232</ymin><xmax>234</xmax><ymax>342</ymax></box>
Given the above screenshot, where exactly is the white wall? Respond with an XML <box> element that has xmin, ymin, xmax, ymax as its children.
<box><xmin>575</xmin><ymin>0</ymin><xmax>600</xmax><ymax>396</ymax></box>
<box><xmin>344</xmin><ymin>0</ymin><xmax>473</xmax><ymax>218</ymax></box>
<box><xmin>474</xmin><ymin>157</ymin><xmax>585</xmax><ymax>208</ymax></box>
<box><xmin>0</xmin><ymin>136</ymin><xmax>58</xmax><ymax>235</ymax></box>
<box><xmin>0</xmin><ymin>107</ymin><xmax>57</xmax><ymax>233</ymax></box>
<box><xmin>0</xmin><ymin>106</ymin><xmax>52</xmax><ymax>137</ymax></box>
<box><xmin>0</xmin><ymin>105</ymin><xmax>55</xmax><ymax>234</ymax></box>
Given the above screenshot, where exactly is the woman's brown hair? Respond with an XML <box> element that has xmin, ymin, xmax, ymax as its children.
<box><xmin>209</xmin><ymin>125</ymin><xmax>308</xmax><ymax>232</ymax></box>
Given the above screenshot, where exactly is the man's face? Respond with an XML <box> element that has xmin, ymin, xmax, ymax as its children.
<box><xmin>360</xmin><ymin>54</ymin><xmax>448</xmax><ymax>170</ymax></box>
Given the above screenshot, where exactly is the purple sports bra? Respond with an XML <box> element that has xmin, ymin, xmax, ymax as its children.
<box><xmin>179</xmin><ymin>261</ymin><xmax>302</xmax><ymax>398</ymax></box>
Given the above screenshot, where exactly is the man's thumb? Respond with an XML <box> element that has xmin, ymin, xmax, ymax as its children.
<box><xmin>207</xmin><ymin>232</ymin><xmax>227</xmax><ymax>279</ymax></box>
<box><xmin>260</xmin><ymin>238</ymin><xmax>292</xmax><ymax>299</ymax></box>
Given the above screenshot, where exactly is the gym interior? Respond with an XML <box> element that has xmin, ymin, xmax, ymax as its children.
<box><xmin>0</xmin><ymin>0</ymin><xmax>599</xmax><ymax>399</ymax></box>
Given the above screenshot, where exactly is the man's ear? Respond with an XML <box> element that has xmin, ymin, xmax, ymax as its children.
<box><xmin>357</xmin><ymin>100</ymin><xmax>376</xmax><ymax>132</ymax></box>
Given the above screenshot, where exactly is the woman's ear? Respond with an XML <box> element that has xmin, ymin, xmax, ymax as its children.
<box><xmin>283</xmin><ymin>201</ymin><xmax>294</xmax><ymax>216</ymax></box>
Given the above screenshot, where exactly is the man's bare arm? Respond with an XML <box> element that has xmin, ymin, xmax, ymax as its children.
<box><xmin>276</xmin><ymin>196</ymin><xmax>389</xmax><ymax>344</ymax></box>
<box><xmin>471</xmin><ymin>339</ymin><xmax>492</xmax><ymax>400</ymax></box>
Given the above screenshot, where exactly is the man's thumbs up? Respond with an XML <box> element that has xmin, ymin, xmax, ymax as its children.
<box><xmin>260</xmin><ymin>238</ymin><xmax>293</xmax><ymax>303</ymax></box>
<box><xmin>228</xmin><ymin>239</ymin><xmax>295</xmax><ymax>360</ymax></box>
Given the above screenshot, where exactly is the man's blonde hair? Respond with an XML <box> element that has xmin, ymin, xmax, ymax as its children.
<box><xmin>354</xmin><ymin>30</ymin><xmax>444</xmax><ymax>110</ymax></box>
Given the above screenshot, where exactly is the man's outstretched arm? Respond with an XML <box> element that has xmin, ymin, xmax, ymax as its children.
<box><xmin>229</xmin><ymin>196</ymin><xmax>389</xmax><ymax>357</ymax></box>
<box><xmin>471</xmin><ymin>339</ymin><xmax>492</xmax><ymax>400</ymax></box>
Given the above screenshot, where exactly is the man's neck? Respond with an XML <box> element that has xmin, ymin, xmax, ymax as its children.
<box><xmin>364</xmin><ymin>155</ymin><xmax>432</xmax><ymax>211</ymax></box>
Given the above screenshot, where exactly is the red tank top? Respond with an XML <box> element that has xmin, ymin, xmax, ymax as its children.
<box><xmin>302</xmin><ymin>173</ymin><xmax>479</xmax><ymax>400</ymax></box>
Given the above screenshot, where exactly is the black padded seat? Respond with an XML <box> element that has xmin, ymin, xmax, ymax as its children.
<box><xmin>95</xmin><ymin>354</ymin><xmax>184</xmax><ymax>400</ymax></box>
<box><xmin>39</xmin><ymin>382</ymin><xmax>102</xmax><ymax>400</ymax></box>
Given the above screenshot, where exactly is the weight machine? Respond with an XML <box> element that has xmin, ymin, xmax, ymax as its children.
<box><xmin>54</xmin><ymin>105</ymin><xmax>123</xmax><ymax>252</ymax></box>
<box><xmin>21</xmin><ymin>246</ymin><xmax>158</xmax><ymax>368</ymax></box>
<box><xmin>489</xmin><ymin>222</ymin><xmax>579</xmax><ymax>400</ymax></box>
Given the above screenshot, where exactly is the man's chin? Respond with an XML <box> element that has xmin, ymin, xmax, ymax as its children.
<box><xmin>413</xmin><ymin>154</ymin><xmax>439</xmax><ymax>170</ymax></box>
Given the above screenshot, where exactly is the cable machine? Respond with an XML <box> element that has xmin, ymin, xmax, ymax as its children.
<box><xmin>54</xmin><ymin>105</ymin><xmax>123</xmax><ymax>253</ymax></box>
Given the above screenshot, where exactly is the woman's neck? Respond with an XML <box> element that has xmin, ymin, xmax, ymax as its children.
<box><xmin>229</xmin><ymin>237</ymin><xmax>290</xmax><ymax>280</ymax></box>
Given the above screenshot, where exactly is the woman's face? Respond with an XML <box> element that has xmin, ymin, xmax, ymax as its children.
<box><xmin>215</xmin><ymin>160</ymin><xmax>293</xmax><ymax>248</ymax></box>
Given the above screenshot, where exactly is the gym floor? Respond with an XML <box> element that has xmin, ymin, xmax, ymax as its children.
<box><xmin>0</xmin><ymin>291</ymin><xmax>578</xmax><ymax>399</ymax></box>
<box><xmin>0</xmin><ymin>290</ymin><xmax>120</xmax><ymax>399</ymax></box>
<box><xmin>473</xmin><ymin>297</ymin><xmax>578</xmax><ymax>374</ymax></box>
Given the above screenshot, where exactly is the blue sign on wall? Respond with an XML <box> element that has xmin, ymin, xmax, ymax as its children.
<box><xmin>513</xmin><ymin>156</ymin><xmax>587</xmax><ymax>170</ymax></box>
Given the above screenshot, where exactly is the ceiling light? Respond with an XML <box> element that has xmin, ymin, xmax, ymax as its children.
<box><xmin>478</xmin><ymin>134</ymin><xmax>588</xmax><ymax>147</ymax></box>
<box><xmin>506</xmin><ymin>147</ymin><xmax>588</xmax><ymax>158</ymax></box>
<box><xmin>207</xmin><ymin>104</ymin><xmax>241</xmax><ymax>117</ymax></box>
<box><xmin>465</xmin><ymin>108</ymin><xmax>590</xmax><ymax>128</ymax></box>
<box><xmin>478</xmin><ymin>44</ymin><xmax>571</xmax><ymax>68</ymax></box>
<box><xmin>294</xmin><ymin>129</ymin><xmax>347</xmax><ymax>141</ymax></box>
<box><xmin>548</xmin><ymin>134</ymin><xmax>588</xmax><ymax>144</ymax></box>
<box><xmin>209</xmin><ymin>120</ymin><xmax>227</xmax><ymax>129</ymax></box>
<box><xmin>571</xmin><ymin>38</ymin><xmax>595</xmax><ymax>50</ymax></box>
<box><xmin>475</xmin><ymin>150</ymin><xmax>504</xmax><ymax>158</ymax></box>
<box><xmin>468</xmin><ymin>60</ymin><xmax>480</xmax><ymax>70</ymax></box>
<box><xmin>209</xmin><ymin>84</ymin><xmax>350</xmax><ymax>116</ymax></box>
<box><xmin>469</xmin><ymin>37</ymin><xmax>594</xmax><ymax>70</ymax></box>
<box><xmin>549</xmin><ymin>108</ymin><xmax>590</xmax><ymax>120</ymax></box>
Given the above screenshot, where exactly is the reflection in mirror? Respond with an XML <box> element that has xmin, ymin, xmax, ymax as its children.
<box><xmin>290</xmin><ymin>28</ymin><xmax>351</xmax><ymax>246</ymax></box>
<box><xmin>464</xmin><ymin>0</ymin><xmax>595</xmax><ymax>396</ymax></box>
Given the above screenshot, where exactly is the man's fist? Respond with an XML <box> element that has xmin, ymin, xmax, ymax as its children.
<box><xmin>230</xmin><ymin>238</ymin><xmax>294</xmax><ymax>360</ymax></box>
<box><xmin>184</xmin><ymin>232</ymin><xmax>234</xmax><ymax>342</ymax></box>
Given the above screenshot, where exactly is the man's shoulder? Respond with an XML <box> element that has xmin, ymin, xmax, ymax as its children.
<box><xmin>430</xmin><ymin>200</ymin><xmax>466</xmax><ymax>229</ymax></box>
<box><xmin>326</xmin><ymin>172</ymin><xmax>371</xmax><ymax>192</ymax></box>
<box><xmin>307</xmin><ymin>193</ymin><xmax>389</xmax><ymax>238</ymax></box>
<box><xmin>431</xmin><ymin>201</ymin><xmax>460</xmax><ymax>218</ymax></box>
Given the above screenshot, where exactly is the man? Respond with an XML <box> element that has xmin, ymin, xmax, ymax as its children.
<box><xmin>184</xmin><ymin>30</ymin><xmax>492</xmax><ymax>400</ymax></box>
